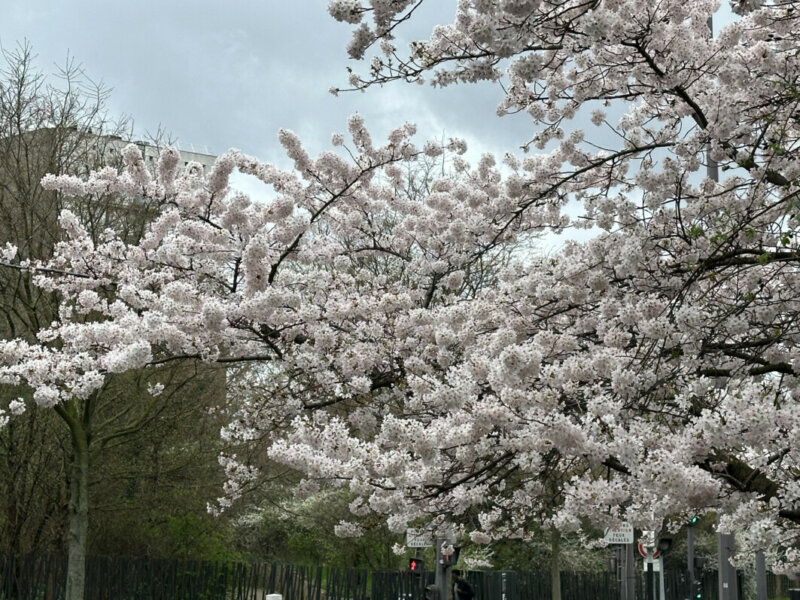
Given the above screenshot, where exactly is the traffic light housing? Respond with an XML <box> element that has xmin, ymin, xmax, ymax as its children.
<box><xmin>694</xmin><ymin>580</ymin><xmax>703</xmax><ymax>599</ymax></box>
<box><xmin>693</xmin><ymin>557</ymin><xmax>706</xmax><ymax>599</ymax></box>
<box><xmin>409</xmin><ymin>557</ymin><xmax>425</xmax><ymax>573</ymax></box>
<box><xmin>688</xmin><ymin>515</ymin><xmax>700</xmax><ymax>525</ymax></box>
<box><xmin>441</xmin><ymin>546</ymin><xmax>460</xmax><ymax>566</ymax></box>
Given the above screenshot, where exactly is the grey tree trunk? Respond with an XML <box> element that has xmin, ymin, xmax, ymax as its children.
<box><xmin>551</xmin><ymin>529</ymin><xmax>562</xmax><ymax>600</ymax></box>
<box><xmin>65</xmin><ymin>423</ymin><xmax>89</xmax><ymax>600</ymax></box>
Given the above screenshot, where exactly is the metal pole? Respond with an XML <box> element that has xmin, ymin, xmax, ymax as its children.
<box><xmin>435</xmin><ymin>539</ymin><xmax>449</xmax><ymax>600</ymax></box>
<box><xmin>626</xmin><ymin>542</ymin><xmax>636</xmax><ymax>600</ymax></box>
<box><xmin>658</xmin><ymin>556</ymin><xmax>666</xmax><ymax>600</ymax></box>
<box><xmin>414</xmin><ymin>547</ymin><xmax>423</xmax><ymax>600</ymax></box>
<box><xmin>755</xmin><ymin>551</ymin><xmax>767</xmax><ymax>600</ymax></box>
<box><xmin>614</xmin><ymin>545</ymin><xmax>624</xmax><ymax>600</ymax></box>
<box><xmin>688</xmin><ymin>525</ymin><xmax>696</xmax><ymax>600</ymax></box>
<box><xmin>717</xmin><ymin>529</ymin><xmax>738</xmax><ymax>600</ymax></box>
<box><xmin>646</xmin><ymin>559</ymin><xmax>654</xmax><ymax>600</ymax></box>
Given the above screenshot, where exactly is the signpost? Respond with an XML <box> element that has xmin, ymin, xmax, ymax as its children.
<box><xmin>406</xmin><ymin>530</ymin><xmax>433</xmax><ymax>599</ymax></box>
<box><xmin>604</xmin><ymin>523</ymin><xmax>634</xmax><ymax>600</ymax></box>
<box><xmin>624</xmin><ymin>540</ymin><xmax>635</xmax><ymax>600</ymax></box>
<box><xmin>639</xmin><ymin>531</ymin><xmax>666</xmax><ymax>600</ymax></box>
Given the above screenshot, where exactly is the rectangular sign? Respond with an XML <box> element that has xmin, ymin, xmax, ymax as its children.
<box><xmin>406</xmin><ymin>528</ymin><xmax>433</xmax><ymax>548</ymax></box>
<box><xmin>642</xmin><ymin>529</ymin><xmax>656</xmax><ymax>547</ymax></box>
<box><xmin>643</xmin><ymin>557</ymin><xmax>662</xmax><ymax>572</ymax></box>
<box><xmin>604</xmin><ymin>522</ymin><xmax>634</xmax><ymax>544</ymax></box>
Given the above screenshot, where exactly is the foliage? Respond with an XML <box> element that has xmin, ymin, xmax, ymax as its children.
<box><xmin>86</xmin><ymin>364</ymin><xmax>231</xmax><ymax>558</ymax></box>
<box><xmin>489</xmin><ymin>532</ymin><xmax>606</xmax><ymax>573</ymax></box>
<box><xmin>233</xmin><ymin>487</ymin><xmax>403</xmax><ymax>569</ymax></box>
<box><xmin>163</xmin><ymin>512</ymin><xmax>243</xmax><ymax>563</ymax></box>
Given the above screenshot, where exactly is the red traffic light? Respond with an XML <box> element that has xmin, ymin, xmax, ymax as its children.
<box><xmin>409</xmin><ymin>558</ymin><xmax>425</xmax><ymax>572</ymax></box>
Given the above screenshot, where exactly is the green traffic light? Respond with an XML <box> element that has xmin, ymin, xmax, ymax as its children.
<box><xmin>689</xmin><ymin>515</ymin><xmax>700</xmax><ymax>524</ymax></box>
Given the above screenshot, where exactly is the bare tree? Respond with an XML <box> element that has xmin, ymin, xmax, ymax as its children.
<box><xmin>0</xmin><ymin>43</ymin><xmax>227</xmax><ymax>600</ymax></box>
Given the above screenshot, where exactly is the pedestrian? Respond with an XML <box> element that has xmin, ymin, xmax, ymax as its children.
<box><xmin>452</xmin><ymin>570</ymin><xmax>475</xmax><ymax>600</ymax></box>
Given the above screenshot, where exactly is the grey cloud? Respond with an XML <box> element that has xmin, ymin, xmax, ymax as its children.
<box><xmin>1</xmin><ymin>0</ymin><xmax>533</xmax><ymax>166</ymax></box>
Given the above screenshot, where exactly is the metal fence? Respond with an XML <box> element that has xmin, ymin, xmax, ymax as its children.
<box><xmin>393</xmin><ymin>569</ymin><xmax>794</xmax><ymax>600</ymax></box>
<box><xmin>0</xmin><ymin>553</ymin><xmax>368</xmax><ymax>600</ymax></box>
<box><xmin>0</xmin><ymin>553</ymin><xmax>795</xmax><ymax>600</ymax></box>
<box><xmin>373</xmin><ymin>569</ymin><xmax>693</xmax><ymax>600</ymax></box>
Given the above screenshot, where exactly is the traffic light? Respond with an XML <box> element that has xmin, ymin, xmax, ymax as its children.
<box><xmin>693</xmin><ymin>557</ymin><xmax>706</xmax><ymax>599</ymax></box>
<box><xmin>689</xmin><ymin>515</ymin><xmax>700</xmax><ymax>525</ymax></box>
<box><xmin>607</xmin><ymin>556</ymin><xmax>618</xmax><ymax>573</ymax></box>
<box><xmin>409</xmin><ymin>557</ymin><xmax>425</xmax><ymax>573</ymax></box>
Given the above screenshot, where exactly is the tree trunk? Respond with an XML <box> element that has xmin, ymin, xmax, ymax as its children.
<box><xmin>550</xmin><ymin>528</ymin><xmax>562</xmax><ymax>600</ymax></box>
<box><xmin>65</xmin><ymin>422</ymin><xmax>89</xmax><ymax>600</ymax></box>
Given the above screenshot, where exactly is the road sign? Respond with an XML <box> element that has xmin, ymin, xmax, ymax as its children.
<box><xmin>604</xmin><ymin>522</ymin><xmax>634</xmax><ymax>544</ymax></box>
<box><xmin>407</xmin><ymin>528</ymin><xmax>433</xmax><ymax>548</ymax></box>
<box><xmin>638</xmin><ymin>542</ymin><xmax>661</xmax><ymax>559</ymax></box>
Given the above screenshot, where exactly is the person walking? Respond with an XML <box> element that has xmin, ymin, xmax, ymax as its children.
<box><xmin>452</xmin><ymin>570</ymin><xmax>475</xmax><ymax>600</ymax></box>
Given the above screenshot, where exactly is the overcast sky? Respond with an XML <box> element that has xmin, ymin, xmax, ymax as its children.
<box><xmin>1</xmin><ymin>1</ymin><xmax>535</xmax><ymax>164</ymax></box>
<box><xmin>1</xmin><ymin>1</ymin><xmax>737</xmax><ymax>251</ymax></box>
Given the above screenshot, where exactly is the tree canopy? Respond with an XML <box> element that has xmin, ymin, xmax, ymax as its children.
<box><xmin>4</xmin><ymin>0</ymin><xmax>800</xmax><ymax>574</ymax></box>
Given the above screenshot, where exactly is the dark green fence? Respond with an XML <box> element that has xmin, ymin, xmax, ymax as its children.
<box><xmin>463</xmin><ymin>569</ymin><xmax>678</xmax><ymax>600</ymax></box>
<box><xmin>1</xmin><ymin>553</ymin><xmax>796</xmax><ymax>600</ymax></box>
<box><xmin>453</xmin><ymin>569</ymin><xmax>792</xmax><ymax>600</ymax></box>
<box><xmin>374</xmin><ymin>568</ymin><xmax>694</xmax><ymax>600</ymax></box>
<box><xmin>0</xmin><ymin>554</ymin><xmax>368</xmax><ymax>600</ymax></box>
<box><xmin>371</xmin><ymin>570</ymin><xmax>434</xmax><ymax>600</ymax></box>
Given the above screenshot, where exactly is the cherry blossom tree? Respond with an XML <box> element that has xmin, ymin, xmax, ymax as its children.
<box><xmin>319</xmin><ymin>0</ymin><xmax>800</xmax><ymax>569</ymax></box>
<box><xmin>1</xmin><ymin>119</ymin><xmax>544</xmax><ymax>599</ymax></box>
<box><xmin>5</xmin><ymin>2</ymin><xmax>800</xmax><ymax>596</ymax></box>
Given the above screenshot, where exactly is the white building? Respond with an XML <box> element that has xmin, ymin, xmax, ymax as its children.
<box><xmin>102</xmin><ymin>134</ymin><xmax>217</xmax><ymax>174</ymax></box>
